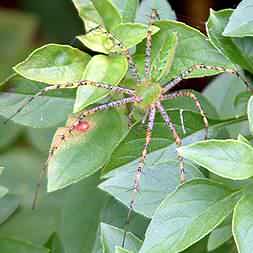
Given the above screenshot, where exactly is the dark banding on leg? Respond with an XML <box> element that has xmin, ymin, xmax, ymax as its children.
<box><xmin>163</xmin><ymin>64</ymin><xmax>253</xmax><ymax>93</ymax></box>
<box><xmin>122</xmin><ymin>105</ymin><xmax>156</xmax><ymax>247</ymax></box>
<box><xmin>161</xmin><ymin>90</ymin><xmax>209</xmax><ymax>139</ymax></box>
<box><xmin>144</xmin><ymin>9</ymin><xmax>160</xmax><ymax>80</ymax></box>
<box><xmin>4</xmin><ymin>80</ymin><xmax>135</xmax><ymax>124</ymax></box>
<box><xmin>156</xmin><ymin>102</ymin><xmax>185</xmax><ymax>183</ymax></box>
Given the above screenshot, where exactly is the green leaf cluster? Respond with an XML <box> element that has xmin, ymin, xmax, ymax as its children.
<box><xmin>1</xmin><ymin>0</ymin><xmax>253</xmax><ymax>252</ymax></box>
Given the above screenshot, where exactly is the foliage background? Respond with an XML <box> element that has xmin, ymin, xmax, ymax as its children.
<box><xmin>0</xmin><ymin>0</ymin><xmax>251</xmax><ymax>253</ymax></box>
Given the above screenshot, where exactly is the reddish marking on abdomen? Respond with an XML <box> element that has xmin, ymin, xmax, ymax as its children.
<box><xmin>74</xmin><ymin>121</ymin><xmax>90</xmax><ymax>132</ymax></box>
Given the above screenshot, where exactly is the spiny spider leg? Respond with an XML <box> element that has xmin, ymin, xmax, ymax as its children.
<box><xmin>87</xmin><ymin>26</ymin><xmax>141</xmax><ymax>82</ymax></box>
<box><xmin>4</xmin><ymin>80</ymin><xmax>135</xmax><ymax>124</ymax></box>
<box><xmin>85</xmin><ymin>24</ymin><xmax>102</xmax><ymax>34</ymax></box>
<box><xmin>156</xmin><ymin>102</ymin><xmax>185</xmax><ymax>183</ymax></box>
<box><xmin>32</xmin><ymin>96</ymin><xmax>142</xmax><ymax>209</ymax></box>
<box><xmin>122</xmin><ymin>105</ymin><xmax>156</xmax><ymax>247</ymax></box>
<box><xmin>32</xmin><ymin>163</ymin><xmax>47</xmax><ymax>209</ymax></box>
<box><xmin>32</xmin><ymin>145</ymin><xmax>62</xmax><ymax>209</ymax></box>
<box><xmin>52</xmin><ymin>96</ymin><xmax>142</xmax><ymax>156</ymax></box>
<box><xmin>163</xmin><ymin>64</ymin><xmax>252</xmax><ymax>93</ymax></box>
<box><xmin>144</xmin><ymin>9</ymin><xmax>160</xmax><ymax>79</ymax></box>
<box><xmin>161</xmin><ymin>90</ymin><xmax>209</xmax><ymax>139</ymax></box>
<box><xmin>121</xmin><ymin>48</ymin><xmax>141</xmax><ymax>83</ymax></box>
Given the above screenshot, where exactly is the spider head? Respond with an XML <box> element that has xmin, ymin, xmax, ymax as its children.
<box><xmin>135</xmin><ymin>82</ymin><xmax>162</xmax><ymax>109</ymax></box>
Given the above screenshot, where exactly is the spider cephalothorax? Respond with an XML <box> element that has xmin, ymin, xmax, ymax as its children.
<box><xmin>5</xmin><ymin>8</ymin><xmax>251</xmax><ymax>246</ymax></box>
<box><xmin>135</xmin><ymin>82</ymin><xmax>161</xmax><ymax>108</ymax></box>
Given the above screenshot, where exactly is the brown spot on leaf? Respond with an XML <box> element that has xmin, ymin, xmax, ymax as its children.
<box><xmin>48</xmin><ymin>115</ymin><xmax>95</xmax><ymax>161</ymax></box>
<box><xmin>73</xmin><ymin>120</ymin><xmax>90</xmax><ymax>132</ymax></box>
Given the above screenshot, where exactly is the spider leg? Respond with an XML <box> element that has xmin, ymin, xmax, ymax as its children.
<box><xmin>107</xmin><ymin>34</ymin><xmax>141</xmax><ymax>82</ymax></box>
<box><xmin>32</xmin><ymin>163</ymin><xmax>47</xmax><ymax>210</ymax></box>
<box><xmin>50</xmin><ymin>96</ymin><xmax>142</xmax><ymax>157</ymax></box>
<box><xmin>144</xmin><ymin>9</ymin><xmax>160</xmax><ymax>80</ymax></box>
<box><xmin>33</xmin><ymin>96</ymin><xmax>142</xmax><ymax>209</ymax></box>
<box><xmin>122</xmin><ymin>105</ymin><xmax>156</xmax><ymax>247</ymax></box>
<box><xmin>161</xmin><ymin>90</ymin><xmax>209</xmax><ymax>140</ymax></box>
<box><xmin>85</xmin><ymin>24</ymin><xmax>103</xmax><ymax>34</ymax></box>
<box><xmin>4</xmin><ymin>80</ymin><xmax>135</xmax><ymax>124</ymax></box>
<box><xmin>86</xmin><ymin>26</ymin><xmax>141</xmax><ymax>82</ymax></box>
<box><xmin>156</xmin><ymin>102</ymin><xmax>185</xmax><ymax>183</ymax></box>
<box><xmin>163</xmin><ymin>64</ymin><xmax>252</xmax><ymax>93</ymax></box>
<box><xmin>121</xmin><ymin>48</ymin><xmax>141</xmax><ymax>83</ymax></box>
<box><xmin>78</xmin><ymin>80</ymin><xmax>136</xmax><ymax>95</ymax></box>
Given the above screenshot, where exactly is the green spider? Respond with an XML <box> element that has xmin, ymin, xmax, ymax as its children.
<box><xmin>5</xmin><ymin>9</ymin><xmax>251</xmax><ymax>245</ymax></box>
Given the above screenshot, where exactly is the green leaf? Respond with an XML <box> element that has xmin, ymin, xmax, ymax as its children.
<box><xmin>0</xmin><ymin>239</ymin><xmax>49</xmax><ymax>253</ymax></box>
<box><xmin>237</xmin><ymin>134</ymin><xmax>250</xmax><ymax>145</ymax></box>
<box><xmin>104</xmin><ymin>98</ymin><xmax>219</xmax><ymax>174</ymax></box>
<box><xmin>0</xmin><ymin>9</ymin><xmax>37</xmax><ymax>82</ymax></box>
<box><xmin>112</xmin><ymin>0</ymin><xmax>138</xmax><ymax>23</ymax></box>
<box><xmin>233</xmin><ymin>194</ymin><xmax>253</xmax><ymax>253</ymax></box>
<box><xmin>247</xmin><ymin>96</ymin><xmax>253</xmax><ymax>134</ymax></box>
<box><xmin>179</xmin><ymin>139</ymin><xmax>253</xmax><ymax>180</ymax></box>
<box><xmin>112</xmin><ymin>23</ymin><xmax>160</xmax><ymax>49</ymax></box>
<box><xmin>45</xmin><ymin>233</ymin><xmax>64</xmax><ymax>253</ymax></box>
<box><xmin>0</xmin><ymin>75</ymin><xmax>74</xmax><ymax>128</ymax></box>
<box><xmin>234</xmin><ymin>91</ymin><xmax>252</xmax><ymax>108</ymax></box>
<box><xmin>78</xmin><ymin>23</ymin><xmax>159</xmax><ymax>55</ymax></box>
<box><xmin>161</xmin><ymin>90</ymin><xmax>218</xmax><ymax>118</ymax></box>
<box><xmin>0</xmin><ymin>185</ymin><xmax>8</xmax><ymax>199</ymax></box>
<box><xmin>207</xmin><ymin>224</ymin><xmax>232</xmax><ymax>251</ymax></box>
<box><xmin>101</xmin><ymin>223</ymin><xmax>142</xmax><ymax>253</ymax></box>
<box><xmin>136</xmin><ymin>0</ymin><xmax>176</xmax><ymax>24</ymax></box>
<box><xmin>77</xmin><ymin>31</ymin><xmax>114</xmax><ymax>54</ymax></box>
<box><xmin>115</xmin><ymin>246</ymin><xmax>133</xmax><ymax>253</ymax></box>
<box><xmin>151</xmin><ymin>31</ymin><xmax>178</xmax><ymax>81</ymax></box>
<box><xmin>139</xmin><ymin>179</ymin><xmax>240</xmax><ymax>253</ymax></box>
<box><xmin>0</xmin><ymin>116</ymin><xmax>22</xmax><ymax>149</ymax></box>
<box><xmin>14</xmin><ymin>44</ymin><xmax>91</xmax><ymax>84</ymax></box>
<box><xmin>208</xmin><ymin>241</ymin><xmax>237</xmax><ymax>253</ymax></box>
<box><xmin>182</xmin><ymin>238</ymin><xmax>208</xmax><ymax>253</ymax></box>
<box><xmin>91</xmin><ymin>228</ymin><xmax>103</xmax><ymax>253</ymax></box>
<box><xmin>74</xmin><ymin>55</ymin><xmax>128</xmax><ymax>112</ymax></box>
<box><xmin>0</xmin><ymin>148</ymin><xmax>64</xmax><ymax>244</ymax></box>
<box><xmin>207</xmin><ymin>9</ymin><xmax>253</xmax><ymax>74</ymax></box>
<box><xmin>99</xmin><ymin>160</ymin><xmax>203</xmax><ymax>218</ymax></box>
<box><xmin>204</xmin><ymin>74</ymin><xmax>249</xmax><ymax>139</ymax></box>
<box><xmin>72</xmin><ymin>0</ymin><xmax>103</xmax><ymax>28</ymax></box>
<box><xmin>0</xmin><ymin>194</ymin><xmax>19</xmax><ymax>225</ymax></box>
<box><xmin>204</xmin><ymin>74</ymin><xmax>246</xmax><ymax>119</ymax></box>
<box><xmin>27</xmin><ymin>127</ymin><xmax>56</xmax><ymax>153</ymax></box>
<box><xmin>48</xmin><ymin>109</ymin><xmax>128</xmax><ymax>192</ymax></box>
<box><xmin>137</xmin><ymin>20</ymin><xmax>234</xmax><ymax>83</ymax></box>
<box><xmin>100</xmin><ymin>197</ymin><xmax>149</xmax><ymax>240</ymax></box>
<box><xmin>100</xmin><ymin>102</ymin><xmax>226</xmax><ymax>219</ymax></box>
<box><xmin>58</xmin><ymin>173</ymin><xmax>106</xmax><ymax>253</ymax></box>
<box><xmin>91</xmin><ymin>0</ymin><xmax>122</xmax><ymax>31</ymax></box>
<box><xmin>223</xmin><ymin>0</ymin><xmax>253</xmax><ymax>37</ymax></box>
